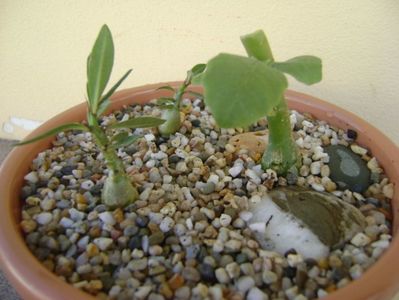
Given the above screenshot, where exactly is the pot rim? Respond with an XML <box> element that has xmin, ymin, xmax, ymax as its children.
<box><xmin>0</xmin><ymin>82</ymin><xmax>398</xmax><ymax>300</ymax></box>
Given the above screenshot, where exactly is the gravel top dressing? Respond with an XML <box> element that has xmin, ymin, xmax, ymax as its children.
<box><xmin>20</xmin><ymin>98</ymin><xmax>394</xmax><ymax>300</ymax></box>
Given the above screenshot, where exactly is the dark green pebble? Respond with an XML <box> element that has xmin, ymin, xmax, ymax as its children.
<box><xmin>149</xmin><ymin>232</ymin><xmax>165</xmax><ymax>246</ymax></box>
<box><xmin>128</xmin><ymin>236</ymin><xmax>142</xmax><ymax>250</ymax></box>
<box><xmin>235</xmin><ymin>253</ymin><xmax>248</xmax><ymax>264</ymax></box>
<box><xmin>324</xmin><ymin>145</ymin><xmax>370</xmax><ymax>193</ymax></box>
<box><xmin>168</xmin><ymin>155</ymin><xmax>181</xmax><ymax>164</ymax></box>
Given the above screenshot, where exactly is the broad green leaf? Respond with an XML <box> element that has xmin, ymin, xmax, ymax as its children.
<box><xmin>100</xmin><ymin>69</ymin><xmax>133</xmax><ymax>103</ymax></box>
<box><xmin>111</xmin><ymin>132</ymin><xmax>140</xmax><ymax>148</ymax></box>
<box><xmin>15</xmin><ymin>123</ymin><xmax>89</xmax><ymax>146</ymax></box>
<box><xmin>190</xmin><ymin>64</ymin><xmax>206</xmax><ymax>76</ymax></box>
<box><xmin>156</xmin><ymin>97</ymin><xmax>175</xmax><ymax>106</ymax></box>
<box><xmin>185</xmin><ymin>90</ymin><xmax>203</xmax><ymax>100</ymax></box>
<box><xmin>87</xmin><ymin>25</ymin><xmax>114</xmax><ymax>113</ymax></box>
<box><xmin>272</xmin><ymin>56</ymin><xmax>322</xmax><ymax>85</ymax></box>
<box><xmin>97</xmin><ymin>98</ymin><xmax>111</xmax><ymax>116</ymax></box>
<box><xmin>158</xmin><ymin>104</ymin><xmax>175</xmax><ymax>110</ymax></box>
<box><xmin>240</xmin><ymin>30</ymin><xmax>274</xmax><ymax>62</ymax></box>
<box><xmin>202</xmin><ymin>53</ymin><xmax>287</xmax><ymax>128</ymax></box>
<box><xmin>109</xmin><ymin>116</ymin><xmax>165</xmax><ymax>129</ymax></box>
<box><xmin>156</xmin><ymin>85</ymin><xmax>175</xmax><ymax>92</ymax></box>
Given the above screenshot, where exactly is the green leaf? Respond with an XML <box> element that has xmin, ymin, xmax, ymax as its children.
<box><xmin>202</xmin><ymin>53</ymin><xmax>287</xmax><ymax>128</ymax></box>
<box><xmin>109</xmin><ymin>116</ymin><xmax>165</xmax><ymax>129</ymax></box>
<box><xmin>156</xmin><ymin>85</ymin><xmax>175</xmax><ymax>92</ymax></box>
<box><xmin>191</xmin><ymin>64</ymin><xmax>206</xmax><ymax>76</ymax></box>
<box><xmin>97</xmin><ymin>98</ymin><xmax>111</xmax><ymax>116</ymax></box>
<box><xmin>158</xmin><ymin>104</ymin><xmax>175</xmax><ymax>110</ymax></box>
<box><xmin>111</xmin><ymin>132</ymin><xmax>140</xmax><ymax>148</ymax></box>
<box><xmin>240</xmin><ymin>30</ymin><xmax>274</xmax><ymax>62</ymax></box>
<box><xmin>15</xmin><ymin>123</ymin><xmax>89</xmax><ymax>146</ymax></box>
<box><xmin>100</xmin><ymin>69</ymin><xmax>132</xmax><ymax>103</ymax></box>
<box><xmin>156</xmin><ymin>97</ymin><xmax>175</xmax><ymax>106</ymax></box>
<box><xmin>87</xmin><ymin>25</ymin><xmax>114</xmax><ymax>113</ymax></box>
<box><xmin>272</xmin><ymin>55</ymin><xmax>322</xmax><ymax>85</ymax></box>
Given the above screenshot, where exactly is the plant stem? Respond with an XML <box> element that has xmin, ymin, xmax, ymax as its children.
<box><xmin>88</xmin><ymin>112</ymin><xmax>138</xmax><ymax>207</ymax></box>
<box><xmin>241</xmin><ymin>30</ymin><xmax>301</xmax><ymax>174</ymax></box>
<box><xmin>261</xmin><ymin>99</ymin><xmax>300</xmax><ymax>174</ymax></box>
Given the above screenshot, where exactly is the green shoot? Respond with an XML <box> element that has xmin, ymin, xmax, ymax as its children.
<box><xmin>157</xmin><ymin>64</ymin><xmax>206</xmax><ymax>136</ymax></box>
<box><xmin>197</xmin><ymin>30</ymin><xmax>322</xmax><ymax>175</ymax></box>
<box><xmin>15</xmin><ymin>25</ymin><xmax>165</xmax><ymax>208</ymax></box>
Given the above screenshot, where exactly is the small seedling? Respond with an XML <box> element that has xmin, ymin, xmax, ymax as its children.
<box><xmin>16</xmin><ymin>25</ymin><xmax>165</xmax><ymax>207</ymax></box>
<box><xmin>156</xmin><ymin>64</ymin><xmax>206</xmax><ymax>136</ymax></box>
<box><xmin>195</xmin><ymin>30</ymin><xmax>322</xmax><ymax>175</ymax></box>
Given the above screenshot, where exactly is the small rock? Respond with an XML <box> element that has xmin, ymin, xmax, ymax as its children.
<box><xmin>98</xmin><ymin>211</ymin><xmax>116</xmax><ymax>226</ymax></box>
<box><xmin>351</xmin><ymin>232</ymin><xmax>371</xmax><ymax>247</ymax></box>
<box><xmin>325</xmin><ymin>145</ymin><xmax>370</xmax><ymax>193</ymax></box>
<box><xmin>159</xmin><ymin>216</ymin><xmax>175</xmax><ymax>232</ymax></box>
<box><xmin>219</xmin><ymin>214</ymin><xmax>232</xmax><ymax>227</ymax></box>
<box><xmin>229</xmin><ymin>165</ymin><xmax>243</xmax><ymax>178</ymax></box>
<box><xmin>182</xmin><ymin>267</ymin><xmax>200</xmax><ymax>282</ymax></box>
<box><xmin>93</xmin><ymin>238</ymin><xmax>113</xmax><ymax>251</ymax></box>
<box><xmin>24</xmin><ymin>171</ymin><xmax>39</xmax><ymax>183</ymax></box>
<box><xmin>215</xmin><ymin>268</ymin><xmax>230</xmax><ymax>283</ymax></box>
<box><xmin>35</xmin><ymin>212</ymin><xmax>53</xmax><ymax>225</ymax></box>
<box><xmin>262</xmin><ymin>270</ymin><xmax>278</xmax><ymax>284</ymax></box>
<box><xmin>236</xmin><ymin>276</ymin><xmax>255</xmax><ymax>293</ymax></box>
<box><xmin>247</xmin><ymin>287</ymin><xmax>269</xmax><ymax>300</ymax></box>
<box><xmin>81</xmin><ymin>180</ymin><xmax>95</xmax><ymax>190</ymax></box>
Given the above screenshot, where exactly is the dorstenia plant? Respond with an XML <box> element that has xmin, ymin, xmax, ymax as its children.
<box><xmin>195</xmin><ymin>30</ymin><xmax>322</xmax><ymax>175</ymax></box>
<box><xmin>16</xmin><ymin>25</ymin><xmax>165</xmax><ymax>207</ymax></box>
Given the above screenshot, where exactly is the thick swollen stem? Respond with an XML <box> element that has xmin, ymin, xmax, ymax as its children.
<box><xmin>261</xmin><ymin>99</ymin><xmax>300</xmax><ymax>175</ymax></box>
<box><xmin>158</xmin><ymin>107</ymin><xmax>181</xmax><ymax>136</ymax></box>
<box><xmin>88</xmin><ymin>112</ymin><xmax>138</xmax><ymax>207</ymax></box>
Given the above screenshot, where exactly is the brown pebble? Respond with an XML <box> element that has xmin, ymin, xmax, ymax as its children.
<box><xmin>159</xmin><ymin>283</ymin><xmax>174</xmax><ymax>299</ymax></box>
<box><xmin>168</xmin><ymin>274</ymin><xmax>185</xmax><ymax>290</ymax></box>
<box><xmin>113</xmin><ymin>208</ymin><xmax>124</xmax><ymax>223</ymax></box>
<box><xmin>20</xmin><ymin>219</ymin><xmax>37</xmax><ymax>233</ymax></box>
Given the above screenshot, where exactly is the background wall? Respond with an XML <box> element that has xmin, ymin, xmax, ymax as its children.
<box><xmin>0</xmin><ymin>1</ymin><xmax>398</xmax><ymax>145</ymax></box>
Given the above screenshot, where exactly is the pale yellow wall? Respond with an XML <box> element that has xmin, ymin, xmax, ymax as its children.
<box><xmin>0</xmin><ymin>1</ymin><xmax>398</xmax><ymax>145</ymax></box>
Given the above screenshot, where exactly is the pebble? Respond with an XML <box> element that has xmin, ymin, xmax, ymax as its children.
<box><xmin>236</xmin><ymin>276</ymin><xmax>255</xmax><ymax>293</ymax></box>
<box><xmin>35</xmin><ymin>212</ymin><xmax>53</xmax><ymax>225</ymax></box>
<box><xmin>81</xmin><ymin>180</ymin><xmax>94</xmax><ymax>190</ymax></box>
<box><xmin>351</xmin><ymin>232</ymin><xmax>371</xmax><ymax>247</ymax></box>
<box><xmin>247</xmin><ymin>287</ymin><xmax>269</xmax><ymax>300</ymax></box>
<box><xmin>229</xmin><ymin>165</ymin><xmax>243</xmax><ymax>177</ymax></box>
<box><xmin>93</xmin><ymin>238</ymin><xmax>113</xmax><ymax>251</ymax></box>
<box><xmin>24</xmin><ymin>171</ymin><xmax>39</xmax><ymax>183</ymax></box>
<box><xmin>215</xmin><ymin>268</ymin><xmax>230</xmax><ymax>283</ymax></box>
<box><xmin>262</xmin><ymin>270</ymin><xmax>278</xmax><ymax>284</ymax></box>
<box><xmin>98</xmin><ymin>211</ymin><xmax>116</xmax><ymax>226</ymax></box>
<box><xmin>159</xmin><ymin>216</ymin><xmax>175</xmax><ymax>232</ymax></box>
<box><xmin>182</xmin><ymin>267</ymin><xmax>201</xmax><ymax>282</ymax></box>
<box><xmin>219</xmin><ymin>214</ymin><xmax>232</xmax><ymax>227</ymax></box>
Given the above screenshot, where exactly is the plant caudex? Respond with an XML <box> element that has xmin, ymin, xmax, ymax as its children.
<box><xmin>156</xmin><ymin>64</ymin><xmax>206</xmax><ymax>136</ymax></box>
<box><xmin>16</xmin><ymin>25</ymin><xmax>165</xmax><ymax>207</ymax></box>
<box><xmin>195</xmin><ymin>30</ymin><xmax>322</xmax><ymax>175</ymax></box>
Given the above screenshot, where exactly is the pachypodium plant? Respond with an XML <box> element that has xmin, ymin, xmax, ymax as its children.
<box><xmin>157</xmin><ymin>64</ymin><xmax>206</xmax><ymax>136</ymax></box>
<box><xmin>195</xmin><ymin>30</ymin><xmax>322</xmax><ymax>175</ymax></box>
<box><xmin>16</xmin><ymin>25</ymin><xmax>165</xmax><ymax>207</ymax></box>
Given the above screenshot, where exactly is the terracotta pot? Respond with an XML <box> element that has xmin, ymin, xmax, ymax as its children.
<box><xmin>0</xmin><ymin>82</ymin><xmax>398</xmax><ymax>300</ymax></box>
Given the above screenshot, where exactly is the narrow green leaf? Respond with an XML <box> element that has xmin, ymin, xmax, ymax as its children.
<box><xmin>272</xmin><ymin>55</ymin><xmax>322</xmax><ymax>85</ymax></box>
<box><xmin>100</xmin><ymin>69</ymin><xmax>132</xmax><ymax>103</ymax></box>
<box><xmin>185</xmin><ymin>90</ymin><xmax>203</xmax><ymax>100</ymax></box>
<box><xmin>111</xmin><ymin>132</ymin><xmax>140</xmax><ymax>148</ymax></box>
<box><xmin>240</xmin><ymin>30</ymin><xmax>274</xmax><ymax>62</ymax></box>
<box><xmin>87</xmin><ymin>25</ymin><xmax>114</xmax><ymax>113</ymax></box>
<box><xmin>15</xmin><ymin>123</ymin><xmax>89</xmax><ymax>146</ymax></box>
<box><xmin>97</xmin><ymin>98</ymin><xmax>111</xmax><ymax>116</ymax></box>
<box><xmin>156</xmin><ymin>85</ymin><xmax>175</xmax><ymax>92</ymax></box>
<box><xmin>191</xmin><ymin>72</ymin><xmax>204</xmax><ymax>85</ymax></box>
<box><xmin>191</xmin><ymin>64</ymin><xmax>206</xmax><ymax>76</ymax></box>
<box><xmin>202</xmin><ymin>53</ymin><xmax>287</xmax><ymax>128</ymax></box>
<box><xmin>156</xmin><ymin>97</ymin><xmax>175</xmax><ymax>106</ymax></box>
<box><xmin>109</xmin><ymin>117</ymin><xmax>165</xmax><ymax>129</ymax></box>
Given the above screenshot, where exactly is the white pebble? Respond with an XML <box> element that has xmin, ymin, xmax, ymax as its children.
<box><xmin>160</xmin><ymin>217</ymin><xmax>175</xmax><ymax>232</ymax></box>
<box><xmin>219</xmin><ymin>214</ymin><xmax>232</xmax><ymax>227</ymax></box>
<box><xmin>24</xmin><ymin>171</ymin><xmax>39</xmax><ymax>183</ymax></box>
<box><xmin>93</xmin><ymin>237</ymin><xmax>113</xmax><ymax>251</ymax></box>
<box><xmin>98</xmin><ymin>212</ymin><xmax>116</xmax><ymax>226</ymax></box>
<box><xmin>59</xmin><ymin>217</ymin><xmax>74</xmax><ymax>228</ymax></box>
<box><xmin>239</xmin><ymin>211</ymin><xmax>253</xmax><ymax>222</ymax></box>
<box><xmin>247</xmin><ymin>287</ymin><xmax>269</xmax><ymax>300</ymax></box>
<box><xmin>229</xmin><ymin>165</ymin><xmax>243</xmax><ymax>177</ymax></box>
<box><xmin>35</xmin><ymin>212</ymin><xmax>53</xmax><ymax>225</ymax></box>
<box><xmin>69</xmin><ymin>208</ymin><xmax>85</xmax><ymax>221</ymax></box>
<box><xmin>311</xmin><ymin>183</ymin><xmax>325</xmax><ymax>192</ymax></box>
<box><xmin>144</xmin><ymin>134</ymin><xmax>155</xmax><ymax>142</ymax></box>
<box><xmin>245</xmin><ymin>169</ymin><xmax>261</xmax><ymax>185</ymax></box>
<box><xmin>80</xmin><ymin>180</ymin><xmax>94</xmax><ymax>190</ymax></box>
<box><xmin>236</xmin><ymin>276</ymin><xmax>255</xmax><ymax>293</ymax></box>
<box><xmin>310</xmin><ymin>161</ymin><xmax>321</xmax><ymax>175</ymax></box>
<box><xmin>350</xmin><ymin>144</ymin><xmax>368</xmax><ymax>155</ymax></box>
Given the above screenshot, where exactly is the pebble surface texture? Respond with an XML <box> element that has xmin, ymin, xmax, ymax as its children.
<box><xmin>19</xmin><ymin>98</ymin><xmax>394</xmax><ymax>300</ymax></box>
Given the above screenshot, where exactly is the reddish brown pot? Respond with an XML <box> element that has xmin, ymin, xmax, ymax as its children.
<box><xmin>0</xmin><ymin>82</ymin><xmax>398</xmax><ymax>300</ymax></box>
